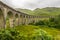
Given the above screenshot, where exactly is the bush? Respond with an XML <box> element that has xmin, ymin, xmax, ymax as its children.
<box><xmin>49</xmin><ymin>17</ymin><xmax>60</xmax><ymax>29</ymax></box>
<box><xmin>0</xmin><ymin>29</ymin><xmax>20</xmax><ymax>40</ymax></box>
<box><xmin>0</xmin><ymin>26</ymin><xmax>54</xmax><ymax>40</ymax></box>
<box><xmin>35</xmin><ymin>20</ymin><xmax>46</xmax><ymax>26</ymax></box>
<box><xmin>34</xmin><ymin>16</ymin><xmax>60</xmax><ymax>29</ymax></box>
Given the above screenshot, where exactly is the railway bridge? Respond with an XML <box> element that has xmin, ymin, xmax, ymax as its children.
<box><xmin>0</xmin><ymin>1</ymin><xmax>43</xmax><ymax>28</ymax></box>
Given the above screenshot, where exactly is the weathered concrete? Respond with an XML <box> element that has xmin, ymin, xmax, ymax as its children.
<box><xmin>0</xmin><ymin>1</ymin><xmax>42</xmax><ymax>28</ymax></box>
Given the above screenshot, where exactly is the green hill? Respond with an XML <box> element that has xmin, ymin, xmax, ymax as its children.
<box><xmin>16</xmin><ymin>8</ymin><xmax>34</xmax><ymax>15</ymax></box>
<box><xmin>16</xmin><ymin>7</ymin><xmax>60</xmax><ymax>16</ymax></box>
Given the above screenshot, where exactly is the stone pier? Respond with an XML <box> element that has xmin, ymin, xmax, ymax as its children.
<box><xmin>0</xmin><ymin>1</ymin><xmax>42</xmax><ymax>28</ymax></box>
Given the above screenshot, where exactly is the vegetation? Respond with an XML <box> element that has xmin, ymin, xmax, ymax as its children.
<box><xmin>0</xmin><ymin>7</ymin><xmax>60</xmax><ymax>40</ymax></box>
<box><xmin>0</xmin><ymin>25</ymin><xmax>54</xmax><ymax>40</ymax></box>
<box><xmin>16</xmin><ymin>7</ymin><xmax>60</xmax><ymax>16</ymax></box>
<box><xmin>33</xmin><ymin>15</ymin><xmax>60</xmax><ymax>29</ymax></box>
<box><xmin>0</xmin><ymin>29</ymin><xmax>19</xmax><ymax>40</ymax></box>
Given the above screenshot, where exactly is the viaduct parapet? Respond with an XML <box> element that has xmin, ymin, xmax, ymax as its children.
<box><xmin>0</xmin><ymin>1</ymin><xmax>50</xmax><ymax>28</ymax></box>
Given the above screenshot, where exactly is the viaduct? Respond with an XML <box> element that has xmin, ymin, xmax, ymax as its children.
<box><xmin>0</xmin><ymin>1</ymin><xmax>49</xmax><ymax>29</ymax></box>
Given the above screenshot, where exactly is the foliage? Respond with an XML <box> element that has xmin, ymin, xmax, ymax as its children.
<box><xmin>34</xmin><ymin>15</ymin><xmax>60</xmax><ymax>29</ymax></box>
<box><xmin>1</xmin><ymin>7</ymin><xmax>60</xmax><ymax>40</ymax></box>
<box><xmin>0</xmin><ymin>29</ymin><xmax>20</xmax><ymax>40</ymax></box>
<box><xmin>35</xmin><ymin>20</ymin><xmax>46</xmax><ymax>26</ymax></box>
<box><xmin>0</xmin><ymin>25</ymin><xmax>53</xmax><ymax>40</ymax></box>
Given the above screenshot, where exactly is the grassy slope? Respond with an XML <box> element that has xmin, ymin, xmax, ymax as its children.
<box><xmin>16</xmin><ymin>8</ymin><xmax>34</xmax><ymax>15</ymax></box>
<box><xmin>14</xmin><ymin>25</ymin><xmax>60</xmax><ymax>39</ymax></box>
<box><xmin>40</xmin><ymin>26</ymin><xmax>60</xmax><ymax>35</ymax></box>
<box><xmin>16</xmin><ymin>7</ymin><xmax>60</xmax><ymax>16</ymax></box>
<box><xmin>14</xmin><ymin>25</ymin><xmax>41</xmax><ymax>37</ymax></box>
<box><xmin>40</xmin><ymin>26</ymin><xmax>60</xmax><ymax>40</ymax></box>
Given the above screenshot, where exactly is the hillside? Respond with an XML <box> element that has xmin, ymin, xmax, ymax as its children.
<box><xmin>16</xmin><ymin>7</ymin><xmax>60</xmax><ymax>16</ymax></box>
<box><xmin>16</xmin><ymin>8</ymin><xmax>34</xmax><ymax>15</ymax></box>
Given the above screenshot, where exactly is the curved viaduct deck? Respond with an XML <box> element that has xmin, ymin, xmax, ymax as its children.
<box><xmin>0</xmin><ymin>1</ymin><xmax>51</xmax><ymax>28</ymax></box>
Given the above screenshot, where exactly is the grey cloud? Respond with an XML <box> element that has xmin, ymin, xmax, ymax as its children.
<box><xmin>1</xmin><ymin>0</ymin><xmax>15</xmax><ymax>7</ymax></box>
<box><xmin>49</xmin><ymin>1</ymin><xmax>60</xmax><ymax>6</ymax></box>
<box><xmin>1</xmin><ymin>0</ymin><xmax>60</xmax><ymax>10</ymax></box>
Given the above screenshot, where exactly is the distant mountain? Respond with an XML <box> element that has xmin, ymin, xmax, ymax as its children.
<box><xmin>16</xmin><ymin>8</ymin><xmax>34</xmax><ymax>15</ymax></box>
<box><xmin>16</xmin><ymin>7</ymin><xmax>60</xmax><ymax>16</ymax></box>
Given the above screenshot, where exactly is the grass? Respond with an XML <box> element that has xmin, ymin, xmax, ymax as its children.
<box><xmin>38</xmin><ymin>26</ymin><xmax>60</xmax><ymax>40</ymax></box>
<box><xmin>12</xmin><ymin>25</ymin><xmax>60</xmax><ymax>40</ymax></box>
<box><xmin>5</xmin><ymin>25</ymin><xmax>54</xmax><ymax>40</ymax></box>
<box><xmin>14</xmin><ymin>25</ymin><xmax>42</xmax><ymax>37</ymax></box>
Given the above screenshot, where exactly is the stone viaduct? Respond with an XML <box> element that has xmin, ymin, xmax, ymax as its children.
<box><xmin>0</xmin><ymin>1</ymin><xmax>41</xmax><ymax>29</ymax></box>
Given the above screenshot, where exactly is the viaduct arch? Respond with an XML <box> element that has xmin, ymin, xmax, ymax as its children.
<box><xmin>0</xmin><ymin>1</ymin><xmax>42</xmax><ymax>28</ymax></box>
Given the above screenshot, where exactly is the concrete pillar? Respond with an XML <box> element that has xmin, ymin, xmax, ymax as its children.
<box><xmin>3</xmin><ymin>8</ymin><xmax>7</xmax><ymax>28</ymax></box>
<box><xmin>33</xmin><ymin>16</ymin><xmax>36</xmax><ymax>24</ymax></box>
<box><xmin>14</xmin><ymin>13</ymin><xmax>20</xmax><ymax>26</ymax></box>
<box><xmin>18</xmin><ymin>14</ymin><xmax>20</xmax><ymax>25</ymax></box>
<box><xmin>19</xmin><ymin>15</ymin><xmax>22</xmax><ymax>25</ymax></box>
<box><xmin>27</xmin><ymin>16</ymin><xmax>30</xmax><ymax>24</ymax></box>
<box><xmin>9</xmin><ymin>18</ymin><xmax>14</xmax><ymax>27</ymax></box>
<box><xmin>26</xmin><ymin>15</ymin><xmax>30</xmax><ymax>25</ymax></box>
<box><xmin>24</xmin><ymin>15</ymin><xmax>32</xmax><ymax>25</ymax></box>
<box><xmin>34</xmin><ymin>16</ymin><xmax>36</xmax><ymax>23</ymax></box>
<box><xmin>0</xmin><ymin>14</ymin><xmax>4</xmax><ymax>29</ymax></box>
<box><xmin>14</xmin><ymin>14</ymin><xmax>18</xmax><ymax>26</ymax></box>
<box><xmin>9</xmin><ymin>12</ymin><xmax>16</xmax><ymax>28</ymax></box>
<box><xmin>13</xmin><ymin>13</ymin><xmax>16</xmax><ymax>27</ymax></box>
<box><xmin>24</xmin><ymin>15</ymin><xmax>27</xmax><ymax>25</ymax></box>
<box><xmin>31</xmin><ymin>16</ymin><xmax>33</xmax><ymax>23</ymax></box>
<box><xmin>21</xmin><ymin>15</ymin><xmax>24</xmax><ymax>25</ymax></box>
<box><xmin>30</xmin><ymin>16</ymin><xmax>32</xmax><ymax>23</ymax></box>
<box><xmin>32</xmin><ymin>16</ymin><xmax>35</xmax><ymax>23</ymax></box>
<box><xmin>28</xmin><ymin>16</ymin><xmax>31</xmax><ymax>23</ymax></box>
<box><xmin>9</xmin><ymin>13</ymin><xmax>15</xmax><ymax>28</ymax></box>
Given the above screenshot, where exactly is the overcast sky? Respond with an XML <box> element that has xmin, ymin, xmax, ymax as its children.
<box><xmin>1</xmin><ymin>0</ymin><xmax>60</xmax><ymax>10</ymax></box>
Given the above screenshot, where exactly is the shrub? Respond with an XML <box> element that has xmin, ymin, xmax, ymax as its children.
<box><xmin>0</xmin><ymin>26</ymin><xmax>54</xmax><ymax>40</ymax></box>
<box><xmin>35</xmin><ymin>20</ymin><xmax>46</xmax><ymax>26</ymax></box>
<box><xmin>0</xmin><ymin>29</ymin><xmax>20</xmax><ymax>40</ymax></box>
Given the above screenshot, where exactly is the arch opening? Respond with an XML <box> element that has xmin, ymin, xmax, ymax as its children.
<box><xmin>7</xmin><ymin>11</ymin><xmax>13</xmax><ymax>19</ymax></box>
<box><xmin>15</xmin><ymin>14</ymin><xmax>18</xmax><ymax>18</ymax></box>
<box><xmin>7</xmin><ymin>11</ymin><xmax>14</xmax><ymax>27</ymax></box>
<box><xmin>15</xmin><ymin>14</ymin><xmax>19</xmax><ymax>26</ymax></box>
